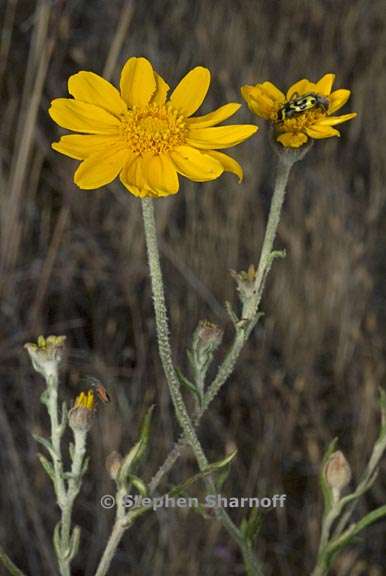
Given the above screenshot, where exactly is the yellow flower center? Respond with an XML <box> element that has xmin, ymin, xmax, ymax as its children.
<box><xmin>120</xmin><ymin>103</ymin><xmax>187</xmax><ymax>155</ymax></box>
<box><xmin>276</xmin><ymin>107</ymin><xmax>327</xmax><ymax>133</ymax></box>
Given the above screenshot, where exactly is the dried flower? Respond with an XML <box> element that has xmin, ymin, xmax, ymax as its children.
<box><xmin>241</xmin><ymin>73</ymin><xmax>356</xmax><ymax>148</ymax></box>
<box><xmin>24</xmin><ymin>335</ymin><xmax>66</xmax><ymax>381</ymax></box>
<box><xmin>195</xmin><ymin>320</ymin><xmax>223</xmax><ymax>352</ymax></box>
<box><xmin>231</xmin><ymin>265</ymin><xmax>257</xmax><ymax>303</ymax></box>
<box><xmin>49</xmin><ymin>56</ymin><xmax>258</xmax><ymax>197</ymax></box>
<box><xmin>69</xmin><ymin>390</ymin><xmax>95</xmax><ymax>432</ymax></box>
<box><xmin>105</xmin><ymin>451</ymin><xmax>122</xmax><ymax>480</ymax></box>
<box><xmin>324</xmin><ymin>450</ymin><xmax>352</xmax><ymax>502</ymax></box>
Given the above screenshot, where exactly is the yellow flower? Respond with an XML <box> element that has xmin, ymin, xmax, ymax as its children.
<box><xmin>241</xmin><ymin>73</ymin><xmax>357</xmax><ymax>148</ymax></box>
<box><xmin>49</xmin><ymin>57</ymin><xmax>258</xmax><ymax>197</ymax></box>
<box><xmin>69</xmin><ymin>390</ymin><xmax>95</xmax><ymax>431</ymax></box>
<box><xmin>73</xmin><ymin>390</ymin><xmax>95</xmax><ymax>410</ymax></box>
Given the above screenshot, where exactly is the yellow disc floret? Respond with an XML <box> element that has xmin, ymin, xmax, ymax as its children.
<box><xmin>120</xmin><ymin>103</ymin><xmax>187</xmax><ymax>155</ymax></box>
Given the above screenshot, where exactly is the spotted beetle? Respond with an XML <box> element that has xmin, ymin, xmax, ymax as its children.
<box><xmin>277</xmin><ymin>92</ymin><xmax>329</xmax><ymax>122</ymax></box>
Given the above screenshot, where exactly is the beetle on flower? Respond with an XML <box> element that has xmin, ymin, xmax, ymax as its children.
<box><xmin>241</xmin><ymin>73</ymin><xmax>357</xmax><ymax>148</ymax></box>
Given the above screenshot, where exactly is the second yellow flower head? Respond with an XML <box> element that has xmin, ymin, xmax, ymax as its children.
<box><xmin>241</xmin><ymin>73</ymin><xmax>356</xmax><ymax>148</ymax></box>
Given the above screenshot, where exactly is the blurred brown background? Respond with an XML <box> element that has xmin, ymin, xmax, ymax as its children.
<box><xmin>0</xmin><ymin>0</ymin><xmax>385</xmax><ymax>574</ymax></box>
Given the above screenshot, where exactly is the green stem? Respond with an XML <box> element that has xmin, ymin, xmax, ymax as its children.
<box><xmin>149</xmin><ymin>152</ymin><xmax>298</xmax><ymax>493</ymax></box>
<box><xmin>0</xmin><ymin>548</ymin><xmax>26</xmax><ymax>576</ymax></box>
<box><xmin>141</xmin><ymin>197</ymin><xmax>263</xmax><ymax>576</ymax></box>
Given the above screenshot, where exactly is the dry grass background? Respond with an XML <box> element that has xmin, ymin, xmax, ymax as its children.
<box><xmin>0</xmin><ymin>0</ymin><xmax>385</xmax><ymax>574</ymax></box>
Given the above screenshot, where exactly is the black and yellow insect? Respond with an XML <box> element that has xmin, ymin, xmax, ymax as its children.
<box><xmin>277</xmin><ymin>92</ymin><xmax>329</xmax><ymax>122</ymax></box>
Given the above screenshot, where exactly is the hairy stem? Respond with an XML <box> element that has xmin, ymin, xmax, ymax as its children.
<box><xmin>149</xmin><ymin>152</ymin><xmax>298</xmax><ymax>492</ymax></box>
<box><xmin>141</xmin><ymin>197</ymin><xmax>263</xmax><ymax>575</ymax></box>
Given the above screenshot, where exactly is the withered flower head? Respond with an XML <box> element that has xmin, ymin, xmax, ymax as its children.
<box><xmin>24</xmin><ymin>335</ymin><xmax>66</xmax><ymax>381</ymax></box>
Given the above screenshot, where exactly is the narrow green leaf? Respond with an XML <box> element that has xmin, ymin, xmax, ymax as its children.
<box><xmin>242</xmin><ymin>507</ymin><xmax>263</xmax><ymax>545</ymax></box>
<box><xmin>326</xmin><ymin>505</ymin><xmax>386</xmax><ymax>563</ymax></box>
<box><xmin>169</xmin><ymin>450</ymin><xmax>237</xmax><ymax>497</ymax></box>
<box><xmin>37</xmin><ymin>453</ymin><xmax>56</xmax><ymax>482</ymax></box>
<box><xmin>66</xmin><ymin>525</ymin><xmax>81</xmax><ymax>561</ymax></box>
<box><xmin>33</xmin><ymin>434</ymin><xmax>56</xmax><ymax>459</ymax></box>
<box><xmin>175</xmin><ymin>366</ymin><xmax>202</xmax><ymax>403</ymax></box>
<box><xmin>117</xmin><ymin>405</ymin><xmax>155</xmax><ymax>487</ymax></box>
<box><xmin>0</xmin><ymin>547</ymin><xmax>27</xmax><ymax>576</ymax></box>
<box><xmin>128</xmin><ymin>474</ymin><xmax>148</xmax><ymax>496</ymax></box>
<box><xmin>39</xmin><ymin>389</ymin><xmax>50</xmax><ymax>406</ymax></box>
<box><xmin>225</xmin><ymin>301</ymin><xmax>239</xmax><ymax>326</ymax></box>
<box><xmin>53</xmin><ymin>521</ymin><xmax>62</xmax><ymax>559</ymax></box>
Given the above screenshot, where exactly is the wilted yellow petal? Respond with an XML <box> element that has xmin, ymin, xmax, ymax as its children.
<box><xmin>171</xmin><ymin>145</ymin><xmax>223</xmax><ymax>181</ymax></box>
<box><xmin>49</xmin><ymin>99</ymin><xmax>120</xmax><ymax>133</ymax></box>
<box><xmin>74</xmin><ymin>147</ymin><xmax>130</xmax><ymax>189</ymax></box>
<box><xmin>205</xmin><ymin>150</ymin><xmax>243</xmax><ymax>182</ymax></box>
<box><xmin>188</xmin><ymin>103</ymin><xmax>241</xmax><ymax>128</ymax></box>
<box><xmin>170</xmin><ymin>67</ymin><xmax>210</xmax><ymax>117</ymax></box>
<box><xmin>187</xmin><ymin>124</ymin><xmax>258</xmax><ymax>149</ymax></box>
<box><xmin>120</xmin><ymin>57</ymin><xmax>156</xmax><ymax>107</ymax></box>
<box><xmin>68</xmin><ymin>71</ymin><xmax>127</xmax><ymax>116</ymax></box>
<box><xmin>52</xmin><ymin>134</ymin><xmax>119</xmax><ymax>159</ymax></box>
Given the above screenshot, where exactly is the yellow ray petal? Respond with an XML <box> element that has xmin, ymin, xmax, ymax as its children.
<box><xmin>120</xmin><ymin>156</ymin><xmax>151</xmax><ymax>195</ymax></box>
<box><xmin>287</xmin><ymin>79</ymin><xmax>314</xmax><ymax>100</ymax></box>
<box><xmin>305</xmin><ymin>124</ymin><xmax>340</xmax><ymax>139</ymax></box>
<box><xmin>119</xmin><ymin>57</ymin><xmax>156</xmax><ymax>108</ymax></box>
<box><xmin>315</xmin><ymin>73</ymin><xmax>335</xmax><ymax>96</ymax></box>
<box><xmin>170</xmin><ymin>66</ymin><xmax>210</xmax><ymax>117</ymax></box>
<box><xmin>241</xmin><ymin>85</ymin><xmax>273</xmax><ymax>119</ymax></box>
<box><xmin>276</xmin><ymin>132</ymin><xmax>308</xmax><ymax>148</ymax></box>
<box><xmin>74</xmin><ymin>147</ymin><xmax>130</xmax><ymax>189</ymax></box>
<box><xmin>151</xmin><ymin>72</ymin><xmax>170</xmax><ymax>105</ymax></box>
<box><xmin>143</xmin><ymin>153</ymin><xmax>179</xmax><ymax>196</ymax></box>
<box><xmin>187</xmin><ymin>103</ymin><xmax>241</xmax><ymax>128</ymax></box>
<box><xmin>318</xmin><ymin>112</ymin><xmax>357</xmax><ymax>126</ymax></box>
<box><xmin>328</xmin><ymin>89</ymin><xmax>351</xmax><ymax>114</ymax></box>
<box><xmin>260</xmin><ymin>82</ymin><xmax>285</xmax><ymax>105</ymax></box>
<box><xmin>49</xmin><ymin>99</ymin><xmax>120</xmax><ymax>133</ymax></box>
<box><xmin>205</xmin><ymin>150</ymin><xmax>243</xmax><ymax>182</ymax></box>
<box><xmin>186</xmin><ymin>124</ymin><xmax>258</xmax><ymax>150</ymax></box>
<box><xmin>170</xmin><ymin>145</ymin><xmax>223</xmax><ymax>181</ymax></box>
<box><xmin>52</xmin><ymin>134</ymin><xmax>119</xmax><ymax>160</ymax></box>
<box><xmin>120</xmin><ymin>159</ymin><xmax>148</xmax><ymax>197</ymax></box>
<box><xmin>68</xmin><ymin>71</ymin><xmax>127</xmax><ymax>116</ymax></box>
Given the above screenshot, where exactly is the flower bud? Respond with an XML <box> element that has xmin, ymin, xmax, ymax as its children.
<box><xmin>324</xmin><ymin>450</ymin><xmax>351</xmax><ymax>502</ymax></box>
<box><xmin>69</xmin><ymin>390</ymin><xmax>95</xmax><ymax>432</ymax></box>
<box><xmin>24</xmin><ymin>335</ymin><xmax>66</xmax><ymax>381</ymax></box>
<box><xmin>194</xmin><ymin>320</ymin><xmax>223</xmax><ymax>352</ymax></box>
<box><xmin>105</xmin><ymin>451</ymin><xmax>122</xmax><ymax>480</ymax></box>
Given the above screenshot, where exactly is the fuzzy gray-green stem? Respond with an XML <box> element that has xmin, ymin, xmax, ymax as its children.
<box><xmin>141</xmin><ymin>197</ymin><xmax>263</xmax><ymax>576</ymax></box>
<box><xmin>149</xmin><ymin>153</ymin><xmax>297</xmax><ymax>493</ymax></box>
